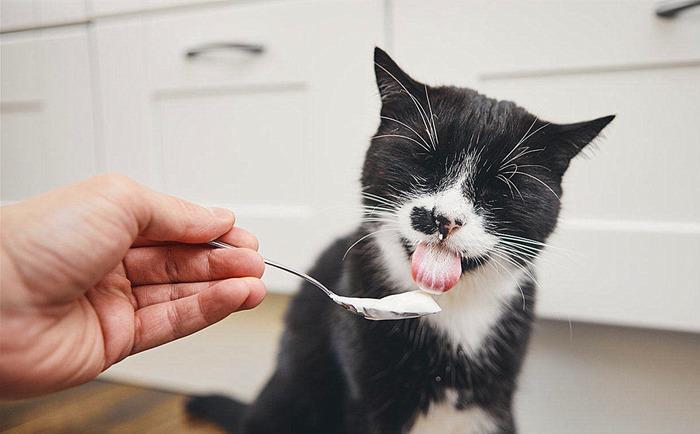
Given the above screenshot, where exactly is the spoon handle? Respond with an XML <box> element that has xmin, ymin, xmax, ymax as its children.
<box><xmin>207</xmin><ymin>240</ymin><xmax>337</xmax><ymax>300</ymax></box>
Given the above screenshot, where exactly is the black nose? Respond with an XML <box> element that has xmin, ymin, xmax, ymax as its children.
<box><xmin>435</xmin><ymin>213</ymin><xmax>463</xmax><ymax>240</ymax></box>
<box><xmin>410</xmin><ymin>206</ymin><xmax>464</xmax><ymax>239</ymax></box>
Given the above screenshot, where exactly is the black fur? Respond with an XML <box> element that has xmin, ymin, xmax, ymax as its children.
<box><xmin>410</xmin><ymin>206</ymin><xmax>435</xmax><ymax>235</ymax></box>
<box><xmin>186</xmin><ymin>394</ymin><xmax>247</xmax><ymax>432</ymax></box>
<box><xmin>187</xmin><ymin>48</ymin><xmax>613</xmax><ymax>433</ymax></box>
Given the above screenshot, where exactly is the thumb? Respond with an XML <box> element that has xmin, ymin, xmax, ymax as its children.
<box><xmin>73</xmin><ymin>173</ymin><xmax>235</xmax><ymax>244</ymax></box>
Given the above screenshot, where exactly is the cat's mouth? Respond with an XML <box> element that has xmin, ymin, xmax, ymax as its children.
<box><xmin>406</xmin><ymin>241</ymin><xmax>485</xmax><ymax>293</ymax></box>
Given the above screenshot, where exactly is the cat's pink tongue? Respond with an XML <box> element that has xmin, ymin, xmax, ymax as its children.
<box><xmin>411</xmin><ymin>242</ymin><xmax>462</xmax><ymax>293</ymax></box>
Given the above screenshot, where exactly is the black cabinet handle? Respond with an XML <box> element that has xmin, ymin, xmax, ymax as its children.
<box><xmin>185</xmin><ymin>42</ymin><xmax>265</xmax><ymax>58</ymax></box>
<box><xmin>656</xmin><ymin>0</ymin><xmax>700</xmax><ymax>18</ymax></box>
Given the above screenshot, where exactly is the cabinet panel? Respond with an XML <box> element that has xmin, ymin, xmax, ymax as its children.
<box><xmin>154</xmin><ymin>87</ymin><xmax>307</xmax><ymax>205</ymax></box>
<box><xmin>1</xmin><ymin>109</ymin><xmax>46</xmax><ymax>199</ymax></box>
<box><xmin>89</xmin><ymin>0</ymin><xmax>215</xmax><ymax>17</ymax></box>
<box><xmin>95</xmin><ymin>1</ymin><xmax>384</xmax><ymax>292</ymax></box>
<box><xmin>394</xmin><ymin>0</ymin><xmax>700</xmax><ymax>332</ymax></box>
<box><xmin>1</xmin><ymin>1</ymin><xmax>38</xmax><ymax>31</ymax></box>
<box><xmin>0</xmin><ymin>0</ymin><xmax>87</xmax><ymax>32</ymax></box>
<box><xmin>1</xmin><ymin>28</ymin><xmax>96</xmax><ymax>201</ymax></box>
<box><xmin>539</xmin><ymin>222</ymin><xmax>700</xmax><ymax>332</ymax></box>
<box><xmin>0</xmin><ymin>34</ymin><xmax>40</xmax><ymax>102</ymax></box>
<box><xmin>393</xmin><ymin>0</ymin><xmax>700</xmax><ymax>84</ymax></box>
<box><xmin>481</xmin><ymin>66</ymin><xmax>700</xmax><ymax>223</ymax></box>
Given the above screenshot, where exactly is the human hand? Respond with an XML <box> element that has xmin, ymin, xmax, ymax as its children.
<box><xmin>0</xmin><ymin>174</ymin><xmax>265</xmax><ymax>399</ymax></box>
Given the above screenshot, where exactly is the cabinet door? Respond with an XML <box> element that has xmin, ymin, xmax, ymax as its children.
<box><xmin>1</xmin><ymin>27</ymin><xmax>96</xmax><ymax>202</ymax></box>
<box><xmin>94</xmin><ymin>0</ymin><xmax>384</xmax><ymax>292</ymax></box>
<box><xmin>393</xmin><ymin>1</ymin><xmax>700</xmax><ymax>332</ymax></box>
<box><xmin>89</xmin><ymin>0</ymin><xmax>213</xmax><ymax>17</ymax></box>
<box><xmin>0</xmin><ymin>0</ymin><xmax>88</xmax><ymax>32</ymax></box>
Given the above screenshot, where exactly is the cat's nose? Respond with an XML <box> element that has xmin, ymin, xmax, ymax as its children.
<box><xmin>434</xmin><ymin>213</ymin><xmax>463</xmax><ymax>240</ymax></box>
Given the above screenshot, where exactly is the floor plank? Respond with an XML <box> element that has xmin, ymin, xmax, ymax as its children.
<box><xmin>0</xmin><ymin>380</ymin><xmax>225</xmax><ymax>433</ymax></box>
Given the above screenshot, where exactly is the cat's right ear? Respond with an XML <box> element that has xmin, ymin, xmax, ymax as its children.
<box><xmin>374</xmin><ymin>47</ymin><xmax>420</xmax><ymax>104</ymax></box>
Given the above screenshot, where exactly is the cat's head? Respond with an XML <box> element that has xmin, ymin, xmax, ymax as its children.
<box><xmin>361</xmin><ymin>48</ymin><xmax>613</xmax><ymax>293</ymax></box>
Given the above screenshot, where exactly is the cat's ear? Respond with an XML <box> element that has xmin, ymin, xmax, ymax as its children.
<box><xmin>543</xmin><ymin>115</ymin><xmax>615</xmax><ymax>173</ymax></box>
<box><xmin>374</xmin><ymin>47</ymin><xmax>420</xmax><ymax>104</ymax></box>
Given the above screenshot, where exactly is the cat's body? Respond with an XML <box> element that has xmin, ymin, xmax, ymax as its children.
<box><xmin>187</xmin><ymin>48</ymin><xmax>613</xmax><ymax>434</ymax></box>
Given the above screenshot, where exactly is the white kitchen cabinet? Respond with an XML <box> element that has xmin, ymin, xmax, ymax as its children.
<box><xmin>1</xmin><ymin>26</ymin><xmax>96</xmax><ymax>201</ymax></box>
<box><xmin>393</xmin><ymin>0</ymin><xmax>700</xmax><ymax>332</ymax></box>
<box><xmin>93</xmin><ymin>0</ymin><xmax>385</xmax><ymax>292</ymax></box>
<box><xmin>0</xmin><ymin>0</ymin><xmax>88</xmax><ymax>32</ymax></box>
<box><xmin>89</xmin><ymin>0</ymin><xmax>222</xmax><ymax>17</ymax></box>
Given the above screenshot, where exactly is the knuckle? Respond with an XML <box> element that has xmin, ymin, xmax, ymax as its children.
<box><xmin>206</xmin><ymin>248</ymin><xmax>216</xmax><ymax>282</ymax></box>
<box><xmin>91</xmin><ymin>173</ymin><xmax>139</xmax><ymax>201</ymax></box>
<box><xmin>251</xmin><ymin>252</ymin><xmax>265</xmax><ymax>278</ymax></box>
<box><xmin>103</xmin><ymin>172</ymin><xmax>136</xmax><ymax>191</ymax></box>
<box><xmin>132</xmin><ymin>314</ymin><xmax>144</xmax><ymax>351</ymax></box>
<box><xmin>164</xmin><ymin>247</ymin><xmax>181</xmax><ymax>282</ymax></box>
<box><xmin>166</xmin><ymin>303</ymin><xmax>184</xmax><ymax>339</ymax></box>
<box><xmin>248</xmin><ymin>233</ymin><xmax>260</xmax><ymax>251</ymax></box>
<box><xmin>247</xmin><ymin>277</ymin><xmax>265</xmax><ymax>294</ymax></box>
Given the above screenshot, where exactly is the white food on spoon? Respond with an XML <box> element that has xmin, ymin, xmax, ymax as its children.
<box><xmin>333</xmin><ymin>290</ymin><xmax>441</xmax><ymax>320</ymax></box>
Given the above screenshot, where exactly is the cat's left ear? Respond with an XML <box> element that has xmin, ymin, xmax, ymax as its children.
<box><xmin>373</xmin><ymin>47</ymin><xmax>421</xmax><ymax>104</ymax></box>
<box><xmin>542</xmin><ymin>115</ymin><xmax>615</xmax><ymax>173</ymax></box>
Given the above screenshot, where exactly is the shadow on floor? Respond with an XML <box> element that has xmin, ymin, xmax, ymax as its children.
<box><xmin>0</xmin><ymin>380</ymin><xmax>224</xmax><ymax>433</ymax></box>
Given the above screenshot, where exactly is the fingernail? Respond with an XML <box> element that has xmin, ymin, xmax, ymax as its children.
<box><xmin>209</xmin><ymin>207</ymin><xmax>235</xmax><ymax>223</ymax></box>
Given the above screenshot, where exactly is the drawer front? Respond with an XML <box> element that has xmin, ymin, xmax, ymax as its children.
<box><xmin>394</xmin><ymin>1</ymin><xmax>700</xmax><ymax>332</ymax></box>
<box><xmin>96</xmin><ymin>1</ymin><xmax>385</xmax><ymax>292</ymax></box>
<box><xmin>143</xmin><ymin>1</ymin><xmax>372</xmax><ymax>90</ymax></box>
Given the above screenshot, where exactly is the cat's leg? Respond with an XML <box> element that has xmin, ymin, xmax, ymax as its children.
<box><xmin>240</xmin><ymin>357</ymin><xmax>348</xmax><ymax>434</ymax></box>
<box><xmin>241</xmin><ymin>237</ymin><xmax>356</xmax><ymax>433</ymax></box>
<box><xmin>240</xmin><ymin>320</ymin><xmax>349</xmax><ymax>434</ymax></box>
<box><xmin>240</xmin><ymin>371</ymin><xmax>333</xmax><ymax>434</ymax></box>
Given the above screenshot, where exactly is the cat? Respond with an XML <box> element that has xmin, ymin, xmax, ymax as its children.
<box><xmin>186</xmin><ymin>47</ymin><xmax>614</xmax><ymax>434</ymax></box>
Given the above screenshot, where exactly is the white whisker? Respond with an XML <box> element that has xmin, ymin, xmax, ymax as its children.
<box><xmin>361</xmin><ymin>191</ymin><xmax>403</xmax><ymax>208</ymax></box>
<box><xmin>501</xmin><ymin>118</ymin><xmax>537</xmax><ymax>165</ymax></box>
<box><xmin>343</xmin><ymin>228</ymin><xmax>401</xmax><ymax>260</ymax></box>
<box><xmin>380</xmin><ymin>115</ymin><xmax>432</xmax><ymax>150</ymax></box>
<box><xmin>424</xmin><ymin>84</ymin><xmax>439</xmax><ymax>148</ymax></box>
<box><xmin>509</xmin><ymin>171</ymin><xmax>559</xmax><ymax>199</ymax></box>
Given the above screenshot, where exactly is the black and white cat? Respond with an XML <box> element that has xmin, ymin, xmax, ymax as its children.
<box><xmin>187</xmin><ymin>48</ymin><xmax>614</xmax><ymax>434</ymax></box>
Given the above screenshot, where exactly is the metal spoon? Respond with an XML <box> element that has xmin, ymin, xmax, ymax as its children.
<box><xmin>207</xmin><ymin>240</ymin><xmax>441</xmax><ymax>321</ymax></box>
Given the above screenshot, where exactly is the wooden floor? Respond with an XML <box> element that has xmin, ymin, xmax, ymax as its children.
<box><xmin>0</xmin><ymin>380</ymin><xmax>225</xmax><ymax>433</ymax></box>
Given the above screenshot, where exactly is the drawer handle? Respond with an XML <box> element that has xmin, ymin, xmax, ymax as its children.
<box><xmin>656</xmin><ymin>0</ymin><xmax>700</xmax><ymax>18</ymax></box>
<box><xmin>185</xmin><ymin>42</ymin><xmax>265</xmax><ymax>58</ymax></box>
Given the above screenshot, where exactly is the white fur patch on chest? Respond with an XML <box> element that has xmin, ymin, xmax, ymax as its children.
<box><xmin>408</xmin><ymin>391</ymin><xmax>496</xmax><ymax>434</ymax></box>
<box><xmin>423</xmin><ymin>267</ymin><xmax>524</xmax><ymax>356</ymax></box>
